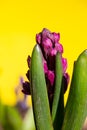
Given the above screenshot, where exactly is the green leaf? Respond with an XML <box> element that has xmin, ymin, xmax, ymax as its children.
<box><xmin>3</xmin><ymin>106</ymin><xmax>22</xmax><ymax>130</ymax></box>
<box><xmin>0</xmin><ymin>102</ymin><xmax>5</xmax><ymax>125</ymax></box>
<box><xmin>30</xmin><ymin>44</ymin><xmax>53</xmax><ymax>130</ymax></box>
<box><xmin>52</xmin><ymin>52</ymin><xmax>64</xmax><ymax>130</ymax></box>
<box><xmin>62</xmin><ymin>50</ymin><xmax>87</xmax><ymax>130</ymax></box>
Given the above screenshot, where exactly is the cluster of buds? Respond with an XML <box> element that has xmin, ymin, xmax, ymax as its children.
<box><xmin>22</xmin><ymin>28</ymin><xmax>69</xmax><ymax>109</ymax></box>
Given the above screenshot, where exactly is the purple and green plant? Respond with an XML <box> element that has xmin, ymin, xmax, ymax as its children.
<box><xmin>22</xmin><ymin>28</ymin><xmax>87</xmax><ymax>130</ymax></box>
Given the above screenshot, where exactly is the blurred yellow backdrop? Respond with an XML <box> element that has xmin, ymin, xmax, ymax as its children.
<box><xmin>0</xmin><ymin>0</ymin><xmax>87</xmax><ymax>105</ymax></box>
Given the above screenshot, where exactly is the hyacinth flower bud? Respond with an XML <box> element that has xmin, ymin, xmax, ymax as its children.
<box><xmin>36</xmin><ymin>28</ymin><xmax>68</xmax><ymax>89</ymax></box>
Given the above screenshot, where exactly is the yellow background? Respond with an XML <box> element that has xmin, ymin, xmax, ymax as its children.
<box><xmin>0</xmin><ymin>0</ymin><xmax>87</xmax><ymax>105</ymax></box>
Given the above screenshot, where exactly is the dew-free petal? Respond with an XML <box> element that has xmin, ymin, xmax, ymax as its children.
<box><xmin>36</xmin><ymin>33</ymin><xmax>41</xmax><ymax>44</ymax></box>
<box><xmin>47</xmin><ymin>70</ymin><xmax>55</xmax><ymax>86</ymax></box>
<box><xmin>62</xmin><ymin>58</ymin><xmax>67</xmax><ymax>73</ymax></box>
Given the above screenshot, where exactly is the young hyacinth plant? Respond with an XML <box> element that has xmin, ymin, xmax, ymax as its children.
<box><xmin>22</xmin><ymin>28</ymin><xmax>69</xmax><ymax>130</ymax></box>
<box><xmin>22</xmin><ymin>28</ymin><xmax>87</xmax><ymax>130</ymax></box>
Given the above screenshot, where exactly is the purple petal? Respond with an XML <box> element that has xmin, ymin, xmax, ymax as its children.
<box><xmin>42</xmin><ymin>28</ymin><xmax>55</xmax><ymax>43</ymax></box>
<box><xmin>42</xmin><ymin>28</ymin><xmax>51</xmax><ymax>39</ymax></box>
<box><xmin>63</xmin><ymin>73</ymin><xmax>70</xmax><ymax>93</ymax></box>
<box><xmin>50</xmin><ymin>48</ymin><xmax>57</xmax><ymax>56</ymax></box>
<box><xmin>55</xmin><ymin>43</ymin><xmax>63</xmax><ymax>53</ymax></box>
<box><xmin>50</xmin><ymin>43</ymin><xmax>63</xmax><ymax>56</ymax></box>
<box><xmin>22</xmin><ymin>81</ymin><xmax>31</xmax><ymax>95</ymax></box>
<box><xmin>43</xmin><ymin>60</ymin><xmax>48</xmax><ymax>74</ymax></box>
<box><xmin>43</xmin><ymin>38</ymin><xmax>52</xmax><ymax>55</ymax></box>
<box><xmin>27</xmin><ymin>55</ymin><xmax>31</xmax><ymax>68</ymax></box>
<box><xmin>26</xmin><ymin>70</ymin><xmax>30</xmax><ymax>81</ymax></box>
<box><xmin>47</xmin><ymin>70</ymin><xmax>55</xmax><ymax>86</ymax></box>
<box><xmin>62</xmin><ymin>58</ymin><xmax>67</xmax><ymax>73</ymax></box>
<box><xmin>52</xmin><ymin>32</ymin><xmax>60</xmax><ymax>42</ymax></box>
<box><xmin>36</xmin><ymin>33</ymin><xmax>41</xmax><ymax>44</ymax></box>
<box><xmin>64</xmin><ymin>72</ymin><xmax>70</xmax><ymax>84</ymax></box>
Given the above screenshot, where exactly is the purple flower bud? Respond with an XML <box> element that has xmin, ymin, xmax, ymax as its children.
<box><xmin>64</xmin><ymin>72</ymin><xmax>70</xmax><ymax>85</ymax></box>
<box><xmin>52</xmin><ymin>32</ymin><xmax>60</xmax><ymax>42</ymax></box>
<box><xmin>42</xmin><ymin>38</ymin><xmax>52</xmax><ymax>55</ymax></box>
<box><xmin>50</xmin><ymin>43</ymin><xmax>63</xmax><ymax>56</ymax></box>
<box><xmin>22</xmin><ymin>81</ymin><xmax>31</xmax><ymax>95</ymax></box>
<box><xmin>35</xmin><ymin>28</ymin><xmax>69</xmax><ymax>89</ymax></box>
<box><xmin>41</xmin><ymin>28</ymin><xmax>54</xmax><ymax>43</ymax></box>
<box><xmin>36</xmin><ymin>33</ymin><xmax>41</xmax><ymax>44</ymax></box>
<box><xmin>51</xmin><ymin>48</ymin><xmax>57</xmax><ymax>56</ymax></box>
<box><xmin>62</xmin><ymin>58</ymin><xmax>67</xmax><ymax>73</ymax></box>
<box><xmin>27</xmin><ymin>55</ymin><xmax>31</xmax><ymax>68</ymax></box>
<box><xmin>55</xmin><ymin>43</ymin><xmax>63</xmax><ymax>53</ymax></box>
<box><xmin>23</xmin><ymin>28</ymin><xmax>69</xmax><ymax>109</ymax></box>
<box><xmin>26</xmin><ymin>70</ymin><xmax>30</xmax><ymax>80</ymax></box>
<box><xmin>63</xmin><ymin>73</ymin><xmax>70</xmax><ymax>93</ymax></box>
<box><xmin>47</xmin><ymin>70</ymin><xmax>55</xmax><ymax>86</ymax></box>
<box><xmin>43</xmin><ymin>60</ymin><xmax>48</xmax><ymax>74</ymax></box>
<box><xmin>42</xmin><ymin>28</ymin><xmax>51</xmax><ymax>39</ymax></box>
